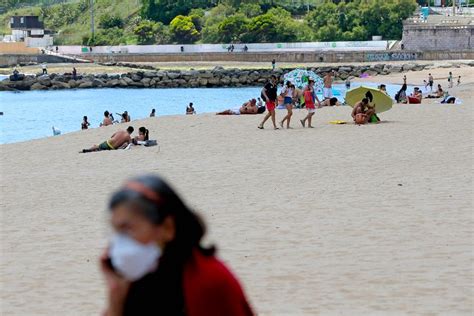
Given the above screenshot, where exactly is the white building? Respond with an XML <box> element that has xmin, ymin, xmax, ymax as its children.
<box><xmin>6</xmin><ymin>16</ymin><xmax>53</xmax><ymax>47</ymax></box>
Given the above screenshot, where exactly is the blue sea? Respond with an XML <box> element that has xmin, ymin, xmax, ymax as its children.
<box><xmin>0</xmin><ymin>83</ymin><xmax>403</xmax><ymax>144</ymax></box>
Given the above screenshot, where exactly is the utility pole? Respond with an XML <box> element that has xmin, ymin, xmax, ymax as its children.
<box><xmin>453</xmin><ymin>0</ymin><xmax>456</xmax><ymax>15</ymax></box>
<box><xmin>90</xmin><ymin>0</ymin><xmax>94</xmax><ymax>39</ymax></box>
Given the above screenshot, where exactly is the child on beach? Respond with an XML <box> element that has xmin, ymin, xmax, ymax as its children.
<box><xmin>300</xmin><ymin>85</ymin><xmax>317</xmax><ymax>128</ymax></box>
<box><xmin>457</xmin><ymin>76</ymin><xmax>461</xmax><ymax>86</ymax></box>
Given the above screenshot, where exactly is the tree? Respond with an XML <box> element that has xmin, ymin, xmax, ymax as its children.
<box><xmin>134</xmin><ymin>19</ymin><xmax>159</xmax><ymax>44</ymax></box>
<box><xmin>169</xmin><ymin>15</ymin><xmax>200</xmax><ymax>43</ymax></box>
<box><xmin>217</xmin><ymin>14</ymin><xmax>250</xmax><ymax>43</ymax></box>
<box><xmin>238</xmin><ymin>3</ymin><xmax>262</xmax><ymax>17</ymax></box>
<box><xmin>99</xmin><ymin>13</ymin><xmax>124</xmax><ymax>29</ymax></box>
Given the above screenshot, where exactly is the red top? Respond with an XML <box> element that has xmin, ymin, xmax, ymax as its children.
<box><xmin>304</xmin><ymin>90</ymin><xmax>315</xmax><ymax>109</ymax></box>
<box><xmin>183</xmin><ymin>250</ymin><xmax>254</xmax><ymax>316</ymax></box>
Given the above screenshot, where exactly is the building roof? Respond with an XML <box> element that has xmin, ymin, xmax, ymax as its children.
<box><xmin>10</xmin><ymin>16</ymin><xmax>44</xmax><ymax>30</ymax></box>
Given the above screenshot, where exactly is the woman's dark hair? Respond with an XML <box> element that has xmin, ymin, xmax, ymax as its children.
<box><xmin>83</xmin><ymin>116</ymin><xmax>88</xmax><ymax>121</ymax></box>
<box><xmin>139</xmin><ymin>127</ymin><xmax>149</xmax><ymax>141</ymax></box>
<box><xmin>109</xmin><ymin>175</ymin><xmax>215</xmax><ymax>313</ymax></box>
<box><xmin>109</xmin><ymin>174</ymin><xmax>214</xmax><ymax>260</ymax></box>
<box><xmin>104</xmin><ymin>110</ymin><xmax>109</xmax><ymax>117</ymax></box>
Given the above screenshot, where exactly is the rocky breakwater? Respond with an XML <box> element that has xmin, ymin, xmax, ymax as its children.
<box><xmin>0</xmin><ymin>63</ymin><xmax>434</xmax><ymax>91</ymax></box>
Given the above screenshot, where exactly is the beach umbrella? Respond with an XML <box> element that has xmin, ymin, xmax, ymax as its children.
<box><xmin>283</xmin><ymin>69</ymin><xmax>323</xmax><ymax>92</ymax></box>
<box><xmin>345</xmin><ymin>86</ymin><xmax>393</xmax><ymax>113</ymax></box>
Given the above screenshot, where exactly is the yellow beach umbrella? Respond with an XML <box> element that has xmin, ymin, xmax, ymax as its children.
<box><xmin>345</xmin><ymin>86</ymin><xmax>393</xmax><ymax>113</ymax></box>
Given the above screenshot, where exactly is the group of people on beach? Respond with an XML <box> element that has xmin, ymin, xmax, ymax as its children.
<box><xmin>256</xmin><ymin>72</ymin><xmax>340</xmax><ymax>130</ymax></box>
<box><xmin>395</xmin><ymin>72</ymin><xmax>460</xmax><ymax>105</ymax></box>
<box><xmin>81</xmin><ymin>125</ymin><xmax>150</xmax><ymax>153</ymax></box>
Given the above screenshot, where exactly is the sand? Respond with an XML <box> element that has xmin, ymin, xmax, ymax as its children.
<box><xmin>0</xmin><ymin>65</ymin><xmax>472</xmax><ymax>315</ymax></box>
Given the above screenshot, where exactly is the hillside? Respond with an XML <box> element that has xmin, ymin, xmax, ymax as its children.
<box><xmin>0</xmin><ymin>0</ymin><xmax>417</xmax><ymax>46</ymax></box>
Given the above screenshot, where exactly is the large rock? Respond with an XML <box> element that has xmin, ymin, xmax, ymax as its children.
<box><xmin>92</xmin><ymin>79</ymin><xmax>104</xmax><ymax>87</ymax></box>
<box><xmin>106</xmin><ymin>79</ymin><xmax>120</xmax><ymax>87</ymax></box>
<box><xmin>38</xmin><ymin>77</ymin><xmax>52</xmax><ymax>87</ymax></box>
<box><xmin>198</xmin><ymin>78</ymin><xmax>208</xmax><ymax>86</ymax></box>
<box><xmin>141</xmin><ymin>78</ymin><xmax>151</xmax><ymax>87</ymax></box>
<box><xmin>338</xmin><ymin>66</ymin><xmax>352</xmax><ymax>73</ymax></box>
<box><xmin>143</xmin><ymin>71</ymin><xmax>158</xmax><ymax>78</ymax></box>
<box><xmin>31</xmin><ymin>82</ymin><xmax>48</xmax><ymax>90</ymax></box>
<box><xmin>119</xmin><ymin>79</ymin><xmax>128</xmax><ymax>87</ymax></box>
<box><xmin>122</xmin><ymin>76</ymin><xmax>133</xmax><ymax>84</ymax></box>
<box><xmin>167</xmin><ymin>72</ymin><xmax>181</xmax><ymax>80</ymax></box>
<box><xmin>131</xmin><ymin>74</ymin><xmax>142</xmax><ymax>82</ymax></box>
<box><xmin>51</xmin><ymin>81</ymin><xmax>71</xmax><ymax>89</ymax></box>
<box><xmin>79</xmin><ymin>81</ymin><xmax>93</xmax><ymax>89</ymax></box>
<box><xmin>390</xmin><ymin>65</ymin><xmax>403</xmax><ymax>73</ymax></box>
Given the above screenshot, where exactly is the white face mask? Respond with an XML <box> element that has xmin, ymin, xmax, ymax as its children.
<box><xmin>109</xmin><ymin>233</ymin><xmax>161</xmax><ymax>281</ymax></box>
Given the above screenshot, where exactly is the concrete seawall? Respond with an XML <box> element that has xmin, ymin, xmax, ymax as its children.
<box><xmin>1</xmin><ymin>50</ymin><xmax>473</xmax><ymax>67</ymax></box>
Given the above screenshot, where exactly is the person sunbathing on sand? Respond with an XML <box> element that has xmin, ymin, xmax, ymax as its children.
<box><xmin>351</xmin><ymin>98</ymin><xmax>375</xmax><ymax>125</ymax></box>
<box><xmin>133</xmin><ymin>127</ymin><xmax>149</xmax><ymax>143</ymax></box>
<box><xmin>81</xmin><ymin>126</ymin><xmax>134</xmax><ymax>153</ymax></box>
<box><xmin>217</xmin><ymin>99</ymin><xmax>258</xmax><ymax>115</ymax></box>
<box><xmin>426</xmin><ymin>84</ymin><xmax>443</xmax><ymax>98</ymax></box>
<box><xmin>319</xmin><ymin>97</ymin><xmax>340</xmax><ymax>107</ymax></box>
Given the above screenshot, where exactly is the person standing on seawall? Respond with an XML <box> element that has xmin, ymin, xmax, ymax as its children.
<box><xmin>100</xmin><ymin>175</ymin><xmax>254</xmax><ymax>316</ymax></box>
<box><xmin>258</xmin><ymin>75</ymin><xmax>279</xmax><ymax>130</ymax></box>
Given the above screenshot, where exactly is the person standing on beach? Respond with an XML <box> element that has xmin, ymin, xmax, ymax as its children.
<box><xmin>72</xmin><ymin>67</ymin><xmax>77</xmax><ymax>80</ymax></box>
<box><xmin>81</xmin><ymin>116</ymin><xmax>90</xmax><ymax>130</ymax></box>
<box><xmin>279</xmin><ymin>81</ymin><xmax>295</xmax><ymax>129</ymax></box>
<box><xmin>448</xmin><ymin>72</ymin><xmax>453</xmax><ymax>88</ymax></box>
<box><xmin>150</xmin><ymin>109</ymin><xmax>156</xmax><ymax>117</ymax></box>
<box><xmin>428</xmin><ymin>73</ymin><xmax>434</xmax><ymax>92</ymax></box>
<box><xmin>457</xmin><ymin>76</ymin><xmax>461</xmax><ymax>86</ymax></box>
<box><xmin>271</xmin><ymin>59</ymin><xmax>276</xmax><ymax>71</ymax></box>
<box><xmin>41</xmin><ymin>63</ymin><xmax>47</xmax><ymax>75</ymax></box>
<box><xmin>100</xmin><ymin>111</ymin><xmax>113</xmax><ymax>127</ymax></box>
<box><xmin>99</xmin><ymin>175</ymin><xmax>254</xmax><ymax>316</ymax></box>
<box><xmin>258</xmin><ymin>75</ymin><xmax>279</xmax><ymax>130</ymax></box>
<box><xmin>323</xmin><ymin>71</ymin><xmax>334</xmax><ymax>100</ymax></box>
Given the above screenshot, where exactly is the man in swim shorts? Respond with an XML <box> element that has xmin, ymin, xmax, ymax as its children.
<box><xmin>216</xmin><ymin>99</ymin><xmax>257</xmax><ymax>115</ymax></box>
<box><xmin>323</xmin><ymin>71</ymin><xmax>334</xmax><ymax>99</ymax></box>
<box><xmin>351</xmin><ymin>98</ymin><xmax>375</xmax><ymax>125</ymax></box>
<box><xmin>258</xmin><ymin>75</ymin><xmax>278</xmax><ymax>129</ymax></box>
<box><xmin>81</xmin><ymin>126</ymin><xmax>134</xmax><ymax>153</ymax></box>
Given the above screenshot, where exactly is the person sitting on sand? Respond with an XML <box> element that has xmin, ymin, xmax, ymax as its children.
<box><xmin>100</xmin><ymin>111</ymin><xmax>113</xmax><ymax>127</ymax></box>
<box><xmin>351</xmin><ymin>98</ymin><xmax>375</xmax><ymax>125</ymax></box>
<box><xmin>395</xmin><ymin>84</ymin><xmax>407</xmax><ymax>104</ymax></box>
<box><xmin>81</xmin><ymin>116</ymin><xmax>90</xmax><ymax>130</ymax></box>
<box><xmin>319</xmin><ymin>97</ymin><xmax>340</xmax><ymax>107</ymax></box>
<box><xmin>216</xmin><ymin>99</ymin><xmax>258</xmax><ymax>115</ymax></box>
<box><xmin>378</xmin><ymin>84</ymin><xmax>388</xmax><ymax>95</ymax></box>
<box><xmin>426</xmin><ymin>84</ymin><xmax>443</xmax><ymax>98</ymax></box>
<box><xmin>408</xmin><ymin>87</ymin><xmax>422</xmax><ymax>104</ymax></box>
<box><xmin>133</xmin><ymin>126</ymin><xmax>149</xmax><ymax>144</ymax></box>
<box><xmin>186</xmin><ymin>103</ymin><xmax>196</xmax><ymax>115</ymax></box>
<box><xmin>120</xmin><ymin>111</ymin><xmax>131</xmax><ymax>123</ymax></box>
<box><xmin>441</xmin><ymin>93</ymin><xmax>456</xmax><ymax>104</ymax></box>
<box><xmin>81</xmin><ymin>126</ymin><xmax>134</xmax><ymax>153</ymax></box>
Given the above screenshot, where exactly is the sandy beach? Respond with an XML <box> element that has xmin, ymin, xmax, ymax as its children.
<box><xmin>0</xmin><ymin>65</ymin><xmax>472</xmax><ymax>315</ymax></box>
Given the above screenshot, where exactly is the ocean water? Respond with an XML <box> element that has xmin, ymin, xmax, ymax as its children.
<box><xmin>0</xmin><ymin>83</ymin><xmax>402</xmax><ymax>144</ymax></box>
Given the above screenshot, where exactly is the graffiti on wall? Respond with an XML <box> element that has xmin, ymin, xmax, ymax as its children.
<box><xmin>366</xmin><ymin>52</ymin><xmax>418</xmax><ymax>62</ymax></box>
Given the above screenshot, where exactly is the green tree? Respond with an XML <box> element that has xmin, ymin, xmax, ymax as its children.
<box><xmin>134</xmin><ymin>19</ymin><xmax>159</xmax><ymax>44</ymax></box>
<box><xmin>238</xmin><ymin>3</ymin><xmax>262</xmax><ymax>17</ymax></box>
<box><xmin>217</xmin><ymin>14</ymin><xmax>250</xmax><ymax>43</ymax></box>
<box><xmin>99</xmin><ymin>13</ymin><xmax>124</xmax><ymax>29</ymax></box>
<box><xmin>169</xmin><ymin>15</ymin><xmax>200</xmax><ymax>43</ymax></box>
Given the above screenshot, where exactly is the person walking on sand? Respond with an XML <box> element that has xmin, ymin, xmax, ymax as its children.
<box><xmin>258</xmin><ymin>75</ymin><xmax>279</xmax><ymax>130</ymax></box>
<box><xmin>323</xmin><ymin>71</ymin><xmax>334</xmax><ymax>100</ymax></box>
<box><xmin>300</xmin><ymin>85</ymin><xmax>318</xmax><ymax>128</ymax></box>
<box><xmin>100</xmin><ymin>111</ymin><xmax>113</xmax><ymax>127</ymax></box>
<box><xmin>81</xmin><ymin>126</ymin><xmax>134</xmax><ymax>153</ymax></box>
<box><xmin>81</xmin><ymin>116</ymin><xmax>90</xmax><ymax>130</ymax></box>
<box><xmin>448</xmin><ymin>72</ymin><xmax>453</xmax><ymax>88</ymax></box>
<box><xmin>457</xmin><ymin>76</ymin><xmax>461</xmax><ymax>86</ymax></box>
<box><xmin>279</xmin><ymin>81</ymin><xmax>295</xmax><ymax>129</ymax></box>
<box><xmin>271</xmin><ymin>59</ymin><xmax>276</xmax><ymax>71</ymax></box>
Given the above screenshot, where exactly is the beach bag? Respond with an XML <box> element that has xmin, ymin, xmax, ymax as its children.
<box><xmin>257</xmin><ymin>106</ymin><xmax>266</xmax><ymax>114</ymax></box>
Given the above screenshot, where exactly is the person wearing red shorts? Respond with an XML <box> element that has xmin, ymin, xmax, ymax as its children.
<box><xmin>300</xmin><ymin>85</ymin><xmax>318</xmax><ymax>128</ymax></box>
<box><xmin>258</xmin><ymin>75</ymin><xmax>279</xmax><ymax>130</ymax></box>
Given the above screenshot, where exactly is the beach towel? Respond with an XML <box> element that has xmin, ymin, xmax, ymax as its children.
<box><xmin>329</xmin><ymin>120</ymin><xmax>346</xmax><ymax>124</ymax></box>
